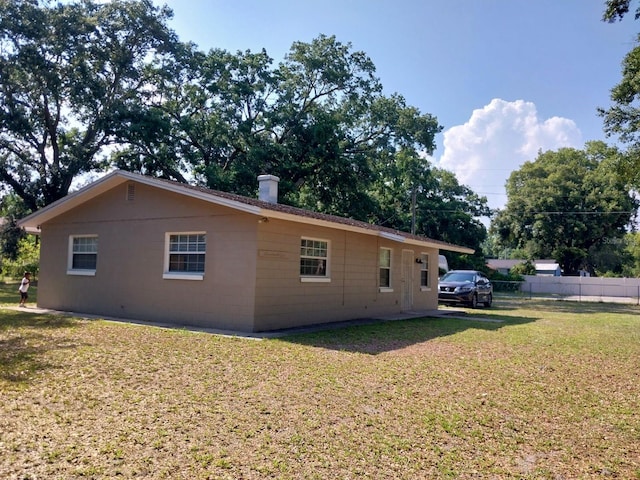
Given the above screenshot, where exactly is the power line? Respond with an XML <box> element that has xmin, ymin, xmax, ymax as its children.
<box><xmin>516</xmin><ymin>211</ymin><xmax>635</xmax><ymax>215</ymax></box>
<box><xmin>422</xmin><ymin>210</ymin><xmax>636</xmax><ymax>215</ymax></box>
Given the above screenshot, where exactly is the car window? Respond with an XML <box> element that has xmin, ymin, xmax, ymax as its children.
<box><xmin>441</xmin><ymin>272</ymin><xmax>474</xmax><ymax>283</ymax></box>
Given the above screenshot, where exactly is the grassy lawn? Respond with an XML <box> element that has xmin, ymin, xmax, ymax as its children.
<box><xmin>0</xmin><ymin>278</ymin><xmax>37</xmax><ymax>306</ymax></box>
<box><xmin>1</xmin><ymin>284</ymin><xmax>639</xmax><ymax>479</ymax></box>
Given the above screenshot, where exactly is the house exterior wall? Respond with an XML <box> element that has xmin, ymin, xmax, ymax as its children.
<box><xmin>37</xmin><ymin>182</ymin><xmax>258</xmax><ymax>331</ymax></box>
<box><xmin>36</xmin><ymin>179</ymin><xmax>440</xmax><ymax>332</ymax></box>
<box><xmin>253</xmin><ymin>219</ymin><xmax>439</xmax><ymax>331</ymax></box>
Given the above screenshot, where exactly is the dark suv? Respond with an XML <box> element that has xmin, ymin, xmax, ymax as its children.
<box><xmin>438</xmin><ymin>270</ymin><xmax>493</xmax><ymax>308</ymax></box>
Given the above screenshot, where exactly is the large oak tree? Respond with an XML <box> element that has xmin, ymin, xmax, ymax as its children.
<box><xmin>0</xmin><ymin>0</ymin><xmax>178</xmax><ymax>210</ymax></box>
<box><xmin>1</xmin><ymin>2</ymin><xmax>488</xmax><ymax>252</ymax></box>
<box><xmin>492</xmin><ymin>142</ymin><xmax>638</xmax><ymax>275</ymax></box>
<box><xmin>117</xmin><ymin>35</ymin><xmax>445</xmax><ymax>222</ymax></box>
<box><xmin>599</xmin><ymin>0</ymin><xmax>640</xmax><ymax>187</ymax></box>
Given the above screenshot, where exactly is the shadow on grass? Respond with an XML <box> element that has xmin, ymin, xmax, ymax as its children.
<box><xmin>494</xmin><ymin>296</ymin><xmax>640</xmax><ymax>315</ymax></box>
<box><xmin>0</xmin><ymin>310</ymin><xmax>78</xmax><ymax>331</ymax></box>
<box><xmin>283</xmin><ymin>311</ymin><xmax>537</xmax><ymax>355</ymax></box>
<box><xmin>0</xmin><ymin>309</ymin><xmax>83</xmax><ymax>385</ymax></box>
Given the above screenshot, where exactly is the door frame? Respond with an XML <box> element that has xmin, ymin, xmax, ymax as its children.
<box><xmin>401</xmin><ymin>249</ymin><xmax>414</xmax><ymax>311</ymax></box>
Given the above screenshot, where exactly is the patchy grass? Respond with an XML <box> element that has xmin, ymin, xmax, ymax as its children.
<box><xmin>0</xmin><ymin>279</ymin><xmax>37</xmax><ymax>306</ymax></box>
<box><xmin>0</xmin><ymin>296</ymin><xmax>639</xmax><ymax>479</ymax></box>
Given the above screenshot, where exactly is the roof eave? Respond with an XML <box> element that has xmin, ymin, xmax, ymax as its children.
<box><xmin>18</xmin><ymin>170</ymin><xmax>262</xmax><ymax>233</ymax></box>
<box><xmin>259</xmin><ymin>209</ymin><xmax>474</xmax><ymax>254</ymax></box>
<box><xmin>18</xmin><ymin>170</ymin><xmax>127</xmax><ymax>233</ymax></box>
<box><xmin>18</xmin><ymin>170</ymin><xmax>475</xmax><ymax>255</ymax></box>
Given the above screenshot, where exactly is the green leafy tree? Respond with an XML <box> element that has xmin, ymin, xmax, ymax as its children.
<box><xmin>0</xmin><ymin>216</ymin><xmax>24</xmax><ymax>262</ymax></box>
<box><xmin>589</xmin><ymin>240</ymin><xmax>632</xmax><ymax>276</ymax></box>
<box><xmin>492</xmin><ymin>142</ymin><xmax>638</xmax><ymax>275</ymax></box>
<box><xmin>269</xmin><ymin>38</ymin><xmax>441</xmax><ymax>219</ymax></box>
<box><xmin>510</xmin><ymin>260</ymin><xmax>536</xmax><ymax>276</ymax></box>
<box><xmin>117</xmin><ymin>34</ymin><xmax>448</xmax><ymax>225</ymax></box>
<box><xmin>370</xmin><ymin>148</ymin><xmax>490</xmax><ymax>257</ymax></box>
<box><xmin>0</xmin><ymin>0</ymin><xmax>178</xmax><ymax>210</ymax></box>
<box><xmin>603</xmin><ymin>0</ymin><xmax>640</xmax><ymax>21</ymax></box>
<box><xmin>114</xmin><ymin>43</ymin><xmax>277</xmax><ymax>188</ymax></box>
<box><xmin>1</xmin><ymin>0</ymin><xmax>487</xmax><ymax>251</ymax></box>
<box><xmin>599</xmin><ymin>1</ymin><xmax>640</xmax><ymax>187</ymax></box>
<box><xmin>1</xmin><ymin>235</ymin><xmax>39</xmax><ymax>278</ymax></box>
<box><xmin>622</xmin><ymin>231</ymin><xmax>640</xmax><ymax>276</ymax></box>
<box><xmin>117</xmin><ymin>33</ymin><xmax>487</xmax><ymax>250</ymax></box>
<box><xmin>0</xmin><ymin>192</ymin><xmax>29</xmax><ymax>261</ymax></box>
<box><xmin>481</xmin><ymin>233</ymin><xmax>528</xmax><ymax>260</ymax></box>
<box><xmin>414</xmin><ymin>168</ymin><xmax>489</xmax><ymax>251</ymax></box>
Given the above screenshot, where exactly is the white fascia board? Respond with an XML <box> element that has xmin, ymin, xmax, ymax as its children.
<box><xmin>379</xmin><ymin>231</ymin><xmax>406</xmax><ymax>243</ymax></box>
<box><xmin>430</xmin><ymin>244</ymin><xmax>475</xmax><ymax>254</ymax></box>
<box><xmin>386</xmin><ymin>235</ymin><xmax>474</xmax><ymax>254</ymax></box>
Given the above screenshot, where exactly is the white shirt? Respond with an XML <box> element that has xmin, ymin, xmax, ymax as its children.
<box><xmin>19</xmin><ymin>277</ymin><xmax>30</xmax><ymax>293</ymax></box>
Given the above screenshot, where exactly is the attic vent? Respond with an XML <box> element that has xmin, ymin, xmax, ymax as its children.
<box><xmin>126</xmin><ymin>183</ymin><xmax>136</xmax><ymax>202</ymax></box>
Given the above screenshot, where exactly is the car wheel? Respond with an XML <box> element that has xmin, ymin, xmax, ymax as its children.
<box><xmin>470</xmin><ymin>294</ymin><xmax>478</xmax><ymax>308</ymax></box>
<box><xmin>484</xmin><ymin>293</ymin><xmax>492</xmax><ymax>308</ymax></box>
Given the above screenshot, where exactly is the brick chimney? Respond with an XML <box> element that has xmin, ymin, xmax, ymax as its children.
<box><xmin>257</xmin><ymin>175</ymin><xmax>280</xmax><ymax>204</ymax></box>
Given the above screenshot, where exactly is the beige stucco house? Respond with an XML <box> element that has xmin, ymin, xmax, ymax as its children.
<box><xmin>19</xmin><ymin>170</ymin><xmax>473</xmax><ymax>332</ymax></box>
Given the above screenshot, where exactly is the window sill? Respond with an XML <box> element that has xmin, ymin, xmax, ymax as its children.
<box><xmin>163</xmin><ymin>273</ymin><xmax>204</xmax><ymax>281</ymax></box>
<box><xmin>300</xmin><ymin>277</ymin><xmax>331</xmax><ymax>283</ymax></box>
<box><xmin>67</xmin><ymin>270</ymin><xmax>96</xmax><ymax>276</ymax></box>
<box><xmin>420</xmin><ymin>287</ymin><xmax>431</xmax><ymax>292</ymax></box>
<box><xmin>379</xmin><ymin>287</ymin><xmax>394</xmax><ymax>293</ymax></box>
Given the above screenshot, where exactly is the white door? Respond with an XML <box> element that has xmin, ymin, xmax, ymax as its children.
<box><xmin>401</xmin><ymin>250</ymin><xmax>414</xmax><ymax>311</ymax></box>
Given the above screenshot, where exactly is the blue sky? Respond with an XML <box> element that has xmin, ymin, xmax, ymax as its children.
<box><xmin>154</xmin><ymin>0</ymin><xmax>638</xmax><ymax>211</ymax></box>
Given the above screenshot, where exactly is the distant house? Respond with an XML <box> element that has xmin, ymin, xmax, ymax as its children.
<box><xmin>487</xmin><ymin>258</ymin><xmax>563</xmax><ymax>277</ymax></box>
<box><xmin>486</xmin><ymin>259</ymin><xmax>525</xmax><ymax>275</ymax></box>
<box><xmin>535</xmin><ymin>262</ymin><xmax>561</xmax><ymax>277</ymax></box>
<box><xmin>19</xmin><ymin>170</ymin><xmax>473</xmax><ymax>332</ymax></box>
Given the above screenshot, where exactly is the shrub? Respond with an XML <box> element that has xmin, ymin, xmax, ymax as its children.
<box><xmin>510</xmin><ymin>260</ymin><xmax>536</xmax><ymax>276</ymax></box>
<box><xmin>486</xmin><ymin>269</ymin><xmax>525</xmax><ymax>292</ymax></box>
<box><xmin>1</xmin><ymin>236</ymin><xmax>39</xmax><ymax>279</ymax></box>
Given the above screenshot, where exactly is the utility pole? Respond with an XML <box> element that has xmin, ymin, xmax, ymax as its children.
<box><xmin>411</xmin><ymin>185</ymin><xmax>416</xmax><ymax>235</ymax></box>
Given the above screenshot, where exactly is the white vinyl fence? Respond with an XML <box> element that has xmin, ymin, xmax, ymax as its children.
<box><xmin>520</xmin><ymin>275</ymin><xmax>640</xmax><ymax>303</ymax></box>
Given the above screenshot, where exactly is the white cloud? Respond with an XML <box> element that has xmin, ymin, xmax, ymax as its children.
<box><xmin>436</xmin><ymin>98</ymin><xmax>582</xmax><ymax>211</ymax></box>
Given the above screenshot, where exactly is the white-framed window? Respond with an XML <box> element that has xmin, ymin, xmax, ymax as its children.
<box><xmin>300</xmin><ymin>237</ymin><xmax>330</xmax><ymax>282</ymax></box>
<box><xmin>163</xmin><ymin>232</ymin><xmax>206</xmax><ymax>280</ymax></box>
<box><xmin>420</xmin><ymin>253</ymin><xmax>430</xmax><ymax>289</ymax></box>
<box><xmin>68</xmin><ymin>235</ymin><xmax>98</xmax><ymax>276</ymax></box>
<box><xmin>379</xmin><ymin>247</ymin><xmax>392</xmax><ymax>291</ymax></box>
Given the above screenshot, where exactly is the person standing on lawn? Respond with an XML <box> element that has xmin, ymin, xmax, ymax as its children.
<box><xmin>18</xmin><ymin>272</ymin><xmax>31</xmax><ymax>307</ymax></box>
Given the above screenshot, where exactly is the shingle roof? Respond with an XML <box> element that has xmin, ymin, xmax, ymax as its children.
<box><xmin>151</xmin><ymin>175</ymin><xmax>473</xmax><ymax>252</ymax></box>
